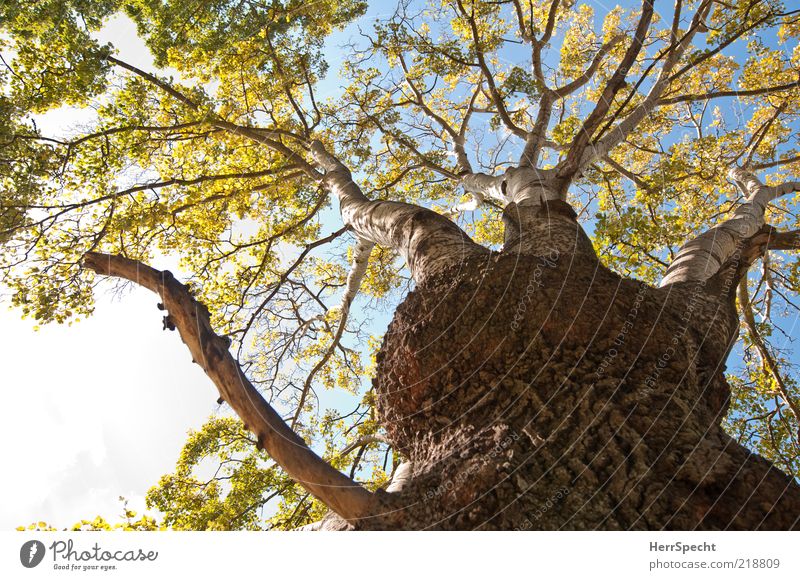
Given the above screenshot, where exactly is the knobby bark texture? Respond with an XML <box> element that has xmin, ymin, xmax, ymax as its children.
<box><xmin>313</xmin><ymin>247</ymin><xmax>799</xmax><ymax>529</ymax></box>
<box><xmin>83</xmin><ymin>155</ymin><xmax>800</xmax><ymax>530</ymax></box>
<box><xmin>308</xmin><ymin>159</ymin><xmax>800</xmax><ymax>529</ymax></box>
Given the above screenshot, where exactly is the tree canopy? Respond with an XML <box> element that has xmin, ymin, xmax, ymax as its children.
<box><xmin>3</xmin><ymin>0</ymin><xmax>800</xmax><ymax>529</ymax></box>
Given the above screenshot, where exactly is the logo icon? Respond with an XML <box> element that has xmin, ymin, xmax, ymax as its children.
<box><xmin>20</xmin><ymin>540</ymin><xmax>46</xmax><ymax>568</ymax></box>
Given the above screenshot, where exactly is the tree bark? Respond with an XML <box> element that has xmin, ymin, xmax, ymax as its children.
<box><xmin>311</xmin><ymin>140</ymin><xmax>490</xmax><ymax>283</ymax></box>
<box><xmin>82</xmin><ymin>253</ymin><xmax>383</xmax><ymax>525</ymax></box>
<box><xmin>316</xmin><ymin>227</ymin><xmax>800</xmax><ymax>529</ymax></box>
<box><xmin>83</xmin><ymin>175</ymin><xmax>800</xmax><ymax>530</ymax></box>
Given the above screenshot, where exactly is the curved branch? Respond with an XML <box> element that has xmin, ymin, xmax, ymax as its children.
<box><xmin>81</xmin><ymin>252</ymin><xmax>379</xmax><ymax>524</ymax></box>
<box><xmin>291</xmin><ymin>237</ymin><xmax>375</xmax><ymax>429</ymax></box>
<box><xmin>660</xmin><ymin>167</ymin><xmax>800</xmax><ymax>286</ymax></box>
<box><xmin>310</xmin><ymin>141</ymin><xmax>490</xmax><ymax>282</ymax></box>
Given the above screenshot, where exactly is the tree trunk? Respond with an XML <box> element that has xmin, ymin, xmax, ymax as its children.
<box><xmin>85</xmin><ymin>155</ymin><xmax>800</xmax><ymax>531</ymax></box>
<box><xmin>317</xmin><ymin>234</ymin><xmax>800</xmax><ymax>530</ymax></box>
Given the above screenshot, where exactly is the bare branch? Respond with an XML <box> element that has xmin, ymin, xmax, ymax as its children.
<box><xmin>310</xmin><ymin>140</ymin><xmax>490</xmax><ymax>281</ymax></box>
<box><xmin>520</xmin><ymin>90</ymin><xmax>554</xmax><ymax>168</ymax></box>
<box><xmin>81</xmin><ymin>252</ymin><xmax>379</xmax><ymax>523</ymax></box>
<box><xmin>573</xmin><ymin>0</ymin><xmax>714</xmax><ymax>174</ymax></box>
<box><xmin>530</xmin><ymin>0</ymin><xmax>561</xmax><ymax>88</ymax></box>
<box><xmin>753</xmin><ymin>154</ymin><xmax>800</xmax><ymax>171</ymax></box>
<box><xmin>767</xmin><ymin>229</ymin><xmax>800</xmax><ymax>251</ymax></box>
<box><xmin>520</xmin><ymin>34</ymin><xmax>625</xmax><ymax>168</ymax></box>
<box><xmin>291</xmin><ymin>237</ymin><xmax>375</xmax><ymax>429</ymax></box>
<box><xmin>454</xmin><ymin>0</ymin><xmax>527</xmax><ymax>139</ymax></box>
<box><xmin>10</xmin><ymin>167</ymin><xmax>297</xmax><ymax>212</ymax></box>
<box><xmin>556</xmin><ymin>0</ymin><xmax>656</xmax><ymax>184</ymax></box>
<box><xmin>460</xmin><ymin>172</ymin><xmax>507</xmax><ymax>204</ymax></box>
<box><xmin>396</xmin><ymin>52</ymin><xmax>472</xmax><ymax>172</ymax></box>
<box><xmin>659</xmin><ymin>77</ymin><xmax>800</xmax><ymax>106</ymax></box>
<box><xmin>339</xmin><ymin>434</ymin><xmax>389</xmax><ymax>457</ymax></box>
<box><xmin>602</xmin><ymin>154</ymin><xmax>651</xmax><ymax>191</ymax></box>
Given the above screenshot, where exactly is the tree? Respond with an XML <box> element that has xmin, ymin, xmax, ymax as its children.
<box><xmin>3</xmin><ymin>0</ymin><xmax>800</xmax><ymax>530</ymax></box>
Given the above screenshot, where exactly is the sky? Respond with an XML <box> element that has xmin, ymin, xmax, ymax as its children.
<box><xmin>0</xmin><ymin>15</ymin><xmax>220</xmax><ymax>530</ymax></box>
<box><xmin>2</xmin><ymin>0</ymin><xmax>799</xmax><ymax>530</ymax></box>
<box><xmin>0</xmin><ymin>282</ymin><xmax>218</xmax><ymax>529</ymax></box>
<box><xmin>0</xmin><ymin>9</ymin><xmax>392</xmax><ymax>530</ymax></box>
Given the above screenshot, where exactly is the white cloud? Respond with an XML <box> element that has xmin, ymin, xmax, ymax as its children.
<box><xmin>0</xmin><ymin>283</ymin><xmax>218</xmax><ymax>529</ymax></box>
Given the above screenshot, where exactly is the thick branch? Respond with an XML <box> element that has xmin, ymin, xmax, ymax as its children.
<box><xmin>660</xmin><ymin>168</ymin><xmax>800</xmax><ymax>286</ymax></box>
<box><xmin>461</xmin><ymin>166</ymin><xmax>562</xmax><ymax>206</ymax></box>
<box><xmin>573</xmin><ymin>0</ymin><xmax>713</xmax><ymax>174</ymax></box>
<box><xmin>767</xmin><ymin>229</ymin><xmax>800</xmax><ymax>251</ymax></box>
<box><xmin>310</xmin><ymin>141</ymin><xmax>489</xmax><ymax>281</ymax></box>
<box><xmin>520</xmin><ymin>90</ymin><xmax>554</xmax><ymax>168</ymax></box>
<box><xmin>460</xmin><ymin>172</ymin><xmax>507</xmax><ymax>204</ymax></box>
<box><xmin>81</xmin><ymin>252</ymin><xmax>378</xmax><ymax>524</ymax></box>
<box><xmin>521</xmin><ymin>34</ymin><xmax>625</xmax><ymax>168</ymax></box>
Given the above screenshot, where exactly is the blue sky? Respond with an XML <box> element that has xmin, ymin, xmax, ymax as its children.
<box><xmin>2</xmin><ymin>0</ymin><xmax>799</xmax><ymax>529</ymax></box>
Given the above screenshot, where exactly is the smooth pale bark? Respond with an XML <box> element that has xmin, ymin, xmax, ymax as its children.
<box><xmin>461</xmin><ymin>167</ymin><xmax>595</xmax><ymax>257</ymax></box>
<box><xmin>519</xmin><ymin>34</ymin><xmax>625</xmax><ymax>168</ymax></box>
<box><xmin>310</xmin><ymin>140</ymin><xmax>490</xmax><ymax>282</ymax></box>
<box><xmin>448</xmin><ymin>193</ymin><xmax>484</xmax><ymax>215</ymax></box>
<box><xmin>291</xmin><ymin>237</ymin><xmax>375</xmax><ymax>428</ymax></box>
<box><xmin>572</xmin><ymin>0</ymin><xmax>714</xmax><ymax>176</ymax></box>
<box><xmin>460</xmin><ymin>167</ymin><xmax>560</xmax><ymax>206</ymax></box>
<box><xmin>82</xmin><ymin>252</ymin><xmax>380</xmax><ymax>524</ymax></box>
<box><xmin>660</xmin><ymin>168</ymin><xmax>800</xmax><ymax>287</ymax></box>
<box><xmin>460</xmin><ymin>172</ymin><xmax>506</xmax><ymax>204</ymax></box>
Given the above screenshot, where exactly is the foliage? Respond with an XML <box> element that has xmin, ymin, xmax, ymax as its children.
<box><xmin>3</xmin><ymin>0</ymin><xmax>800</xmax><ymax>528</ymax></box>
